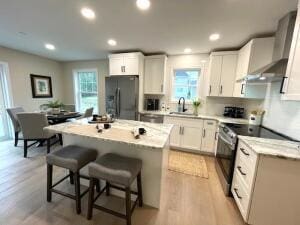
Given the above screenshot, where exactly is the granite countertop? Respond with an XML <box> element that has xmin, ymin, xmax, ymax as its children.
<box><xmin>44</xmin><ymin>118</ymin><xmax>173</xmax><ymax>150</ymax></box>
<box><xmin>238</xmin><ymin>135</ymin><xmax>300</xmax><ymax>160</ymax></box>
<box><xmin>140</xmin><ymin>110</ymin><xmax>249</xmax><ymax>124</ymax></box>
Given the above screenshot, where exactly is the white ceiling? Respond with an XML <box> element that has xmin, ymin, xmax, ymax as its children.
<box><xmin>0</xmin><ymin>0</ymin><xmax>298</xmax><ymax>61</ymax></box>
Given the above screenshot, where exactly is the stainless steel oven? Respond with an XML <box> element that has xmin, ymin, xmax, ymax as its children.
<box><xmin>215</xmin><ymin>124</ymin><xmax>237</xmax><ymax>196</ymax></box>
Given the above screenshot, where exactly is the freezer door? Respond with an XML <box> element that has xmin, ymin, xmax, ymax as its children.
<box><xmin>105</xmin><ymin>77</ymin><xmax>118</xmax><ymax>117</ymax></box>
<box><xmin>117</xmin><ymin>76</ymin><xmax>139</xmax><ymax>120</ymax></box>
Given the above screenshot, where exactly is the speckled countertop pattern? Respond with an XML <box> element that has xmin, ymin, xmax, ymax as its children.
<box><xmin>238</xmin><ymin>135</ymin><xmax>300</xmax><ymax>160</ymax></box>
<box><xmin>140</xmin><ymin>110</ymin><xmax>249</xmax><ymax>124</ymax></box>
<box><xmin>44</xmin><ymin>118</ymin><xmax>173</xmax><ymax>149</ymax></box>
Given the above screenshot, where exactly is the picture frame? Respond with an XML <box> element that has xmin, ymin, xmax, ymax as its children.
<box><xmin>30</xmin><ymin>74</ymin><xmax>53</xmax><ymax>98</ymax></box>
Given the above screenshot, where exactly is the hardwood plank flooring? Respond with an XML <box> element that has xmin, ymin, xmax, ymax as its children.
<box><xmin>0</xmin><ymin>140</ymin><xmax>245</xmax><ymax>225</ymax></box>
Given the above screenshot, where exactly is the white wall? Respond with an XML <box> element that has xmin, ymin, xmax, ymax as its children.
<box><xmin>260</xmin><ymin>82</ymin><xmax>300</xmax><ymax>140</ymax></box>
<box><xmin>0</xmin><ymin>46</ymin><xmax>64</xmax><ymax>111</ymax></box>
<box><xmin>62</xmin><ymin>60</ymin><xmax>109</xmax><ymax>114</ymax></box>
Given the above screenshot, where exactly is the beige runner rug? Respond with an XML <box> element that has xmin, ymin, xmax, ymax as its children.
<box><xmin>168</xmin><ymin>150</ymin><xmax>209</xmax><ymax>178</ymax></box>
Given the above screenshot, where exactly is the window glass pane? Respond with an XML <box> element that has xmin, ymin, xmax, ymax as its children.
<box><xmin>172</xmin><ymin>69</ymin><xmax>200</xmax><ymax>101</ymax></box>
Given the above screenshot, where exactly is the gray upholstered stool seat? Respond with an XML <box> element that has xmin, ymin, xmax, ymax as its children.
<box><xmin>88</xmin><ymin>153</ymin><xmax>142</xmax><ymax>187</ymax></box>
<box><xmin>46</xmin><ymin>145</ymin><xmax>98</xmax><ymax>172</ymax></box>
<box><xmin>46</xmin><ymin>145</ymin><xmax>98</xmax><ymax>214</ymax></box>
<box><xmin>87</xmin><ymin>153</ymin><xmax>143</xmax><ymax>225</ymax></box>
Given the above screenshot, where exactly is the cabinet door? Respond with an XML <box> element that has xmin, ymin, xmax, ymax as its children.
<box><xmin>282</xmin><ymin>9</ymin><xmax>300</xmax><ymax>101</ymax></box>
<box><xmin>124</xmin><ymin>56</ymin><xmax>139</xmax><ymax>75</ymax></box>
<box><xmin>144</xmin><ymin>57</ymin><xmax>165</xmax><ymax>94</ymax></box>
<box><xmin>219</xmin><ymin>54</ymin><xmax>238</xmax><ymax>97</ymax></box>
<box><xmin>233</xmin><ymin>82</ymin><xmax>245</xmax><ymax>98</ymax></box>
<box><xmin>169</xmin><ymin>125</ymin><xmax>181</xmax><ymax>147</ymax></box>
<box><xmin>109</xmin><ymin>56</ymin><xmax>124</xmax><ymax>75</ymax></box>
<box><xmin>201</xmin><ymin>120</ymin><xmax>217</xmax><ymax>153</ymax></box>
<box><xmin>181</xmin><ymin>126</ymin><xmax>203</xmax><ymax>151</ymax></box>
<box><xmin>236</xmin><ymin>41</ymin><xmax>252</xmax><ymax>81</ymax></box>
<box><xmin>208</xmin><ymin>55</ymin><xmax>222</xmax><ymax>96</ymax></box>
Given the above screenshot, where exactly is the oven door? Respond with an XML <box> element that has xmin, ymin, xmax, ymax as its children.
<box><xmin>215</xmin><ymin>131</ymin><xmax>236</xmax><ymax>195</ymax></box>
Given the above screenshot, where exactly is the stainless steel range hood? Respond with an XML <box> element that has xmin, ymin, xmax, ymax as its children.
<box><xmin>246</xmin><ymin>11</ymin><xmax>296</xmax><ymax>83</ymax></box>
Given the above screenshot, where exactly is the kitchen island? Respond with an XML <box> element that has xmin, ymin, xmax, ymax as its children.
<box><xmin>45</xmin><ymin>118</ymin><xmax>172</xmax><ymax>208</ymax></box>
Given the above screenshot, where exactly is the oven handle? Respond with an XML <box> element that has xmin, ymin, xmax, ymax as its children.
<box><xmin>218</xmin><ymin>133</ymin><xmax>234</xmax><ymax>149</ymax></box>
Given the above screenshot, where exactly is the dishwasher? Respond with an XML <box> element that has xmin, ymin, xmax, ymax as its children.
<box><xmin>140</xmin><ymin>113</ymin><xmax>164</xmax><ymax>123</ymax></box>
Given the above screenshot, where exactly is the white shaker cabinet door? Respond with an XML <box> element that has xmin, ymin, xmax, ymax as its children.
<box><xmin>219</xmin><ymin>54</ymin><xmax>238</xmax><ymax>97</ymax></box>
<box><xmin>109</xmin><ymin>56</ymin><xmax>124</xmax><ymax>75</ymax></box>
<box><xmin>123</xmin><ymin>56</ymin><xmax>139</xmax><ymax>75</ymax></box>
<box><xmin>181</xmin><ymin>126</ymin><xmax>203</xmax><ymax>151</ymax></box>
<box><xmin>208</xmin><ymin>55</ymin><xmax>222</xmax><ymax>96</ymax></box>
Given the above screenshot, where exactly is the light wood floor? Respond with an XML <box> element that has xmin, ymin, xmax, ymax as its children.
<box><xmin>0</xmin><ymin>140</ymin><xmax>245</xmax><ymax>225</ymax></box>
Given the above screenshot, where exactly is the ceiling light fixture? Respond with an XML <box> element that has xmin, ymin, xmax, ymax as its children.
<box><xmin>259</xmin><ymin>76</ymin><xmax>266</xmax><ymax>80</ymax></box>
<box><xmin>81</xmin><ymin>7</ymin><xmax>96</xmax><ymax>20</ymax></box>
<box><xmin>108</xmin><ymin>39</ymin><xmax>117</xmax><ymax>46</ymax></box>
<box><xmin>184</xmin><ymin>48</ymin><xmax>192</xmax><ymax>53</ymax></box>
<box><xmin>136</xmin><ymin>0</ymin><xmax>151</xmax><ymax>10</ymax></box>
<box><xmin>45</xmin><ymin>43</ymin><xmax>55</xmax><ymax>50</ymax></box>
<box><xmin>209</xmin><ymin>33</ymin><xmax>220</xmax><ymax>41</ymax></box>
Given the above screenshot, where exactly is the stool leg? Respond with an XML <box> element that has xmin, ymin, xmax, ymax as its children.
<box><xmin>74</xmin><ymin>172</ymin><xmax>81</xmax><ymax>214</ymax></box>
<box><xmin>58</xmin><ymin>134</ymin><xmax>63</xmax><ymax>145</ymax></box>
<box><xmin>125</xmin><ymin>187</ymin><xmax>131</xmax><ymax>225</ymax></box>
<box><xmin>46</xmin><ymin>138</ymin><xmax>51</xmax><ymax>154</ymax></box>
<box><xmin>137</xmin><ymin>172</ymin><xmax>143</xmax><ymax>207</ymax></box>
<box><xmin>24</xmin><ymin>140</ymin><xmax>28</xmax><ymax>158</ymax></box>
<box><xmin>69</xmin><ymin>171</ymin><xmax>74</xmax><ymax>185</ymax></box>
<box><xmin>96</xmin><ymin>179</ymin><xmax>100</xmax><ymax>193</ymax></box>
<box><xmin>106</xmin><ymin>182</ymin><xmax>110</xmax><ymax>196</ymax></box>
<box><xmin>87</xmin><ymin>178</ymin><xmax>95</xmax><ymax>220</ymax></box>
<box><xmin>47</xmin><ymin>164</ymin><xmax>53</xmax><ymax>202</ymax></box>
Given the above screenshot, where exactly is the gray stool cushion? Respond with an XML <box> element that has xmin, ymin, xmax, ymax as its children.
<box><xmin>88</xmin><ymin>153</ymin><xmax>142</xmax><ymax>187</ymax></box>
<box><xmin>46</xmin><ymin>145</ymin><xmax>98</xmax><ymax>172</ymax></box>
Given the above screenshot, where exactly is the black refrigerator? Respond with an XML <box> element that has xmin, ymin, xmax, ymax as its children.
<box><xmin>105</xmin><ymin>76</ymin><xmax>139</xmax><ymax>120</ymax></box>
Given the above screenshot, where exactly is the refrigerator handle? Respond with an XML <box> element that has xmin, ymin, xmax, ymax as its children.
<box><xmin>117</xmin><ymin>88</ymin><xmax>121</xmax><ymax>117</ymax></box>
<box><xmin>115</xmin><ymin>88</ymin><xmax>119</xmax><ymax>117</ymax></box>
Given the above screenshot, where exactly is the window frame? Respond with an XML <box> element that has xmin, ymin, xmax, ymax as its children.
<box><xmin>73</xmin><ymin>68</ymin><xmax>99</xmax><ymax>114</ymax></box>
<box><xmin>171</xmin><ymin>67</ymin><xmax>202</xmax><ymax>103</ymax></box>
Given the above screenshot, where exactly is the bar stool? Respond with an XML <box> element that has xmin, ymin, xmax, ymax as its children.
<box><xmin>87</xmin><ymin>153</ymin><xmax>143</xmax><ymax>225</ymax></box>
<box><xmin>46</xmin><ymin>145</ymin><xmax>98</xmax><ymax>214</ymax></box>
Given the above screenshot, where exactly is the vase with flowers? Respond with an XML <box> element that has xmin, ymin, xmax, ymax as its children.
<box><xmin>192</xmin><ymin>98</ymin><xmax>202</xmax><ymax>116</ymax></box>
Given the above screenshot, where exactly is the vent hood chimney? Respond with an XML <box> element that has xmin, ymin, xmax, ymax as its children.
<box><xmin>246</xmin><ymin>11</ymin><xmax>297</xmax><ymax>83</ymax></box>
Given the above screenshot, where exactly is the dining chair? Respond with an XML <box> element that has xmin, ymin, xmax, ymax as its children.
<box><xmin>63</xmin><ymin>104</ymin><xmax>76</xmax><ymax>112</ymax></box>
<box><xmin>6</xmin><ymin>107</ymin><xmax>25</xmax><ymax>146</ymax></box>
<box><xmin>82</xmin><ymin>107</ymin><xmax>93</xmax><ymax>118</ymax></box>
<box><xmin>17</xmin><ymin>112</ymin><xmax>62</xmax><ymax>158</ymax></box>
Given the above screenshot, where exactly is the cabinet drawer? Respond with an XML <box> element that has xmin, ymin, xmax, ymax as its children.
<box><xmin>203</xmin><ymin>119</ymin><xmax>217</xmax><ymax>128</ymax></box>
<box><xmin>234</xmin><ymin>155</ymin><xmax>256</xmax><ymax>192</ymax></box>
<box><xmin>164</xmin><ymin>116</ymin><xmax>203</xmax><ymax>128</ymax></box>
<box><xmin>237</xmin><ymin>140</ymin><xmax>257</xmax><ymax>170</ymax></box>
<box><xmin>231</xmin><ymin>172</ymin><xmax>251</xmax><ymax>221</ymax></box>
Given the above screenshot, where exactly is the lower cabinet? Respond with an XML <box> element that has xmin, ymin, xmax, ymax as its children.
<box><xmin>164</xmin><ymin>116</ymin><xmax>217</xmax><ymax>153</ymax></box>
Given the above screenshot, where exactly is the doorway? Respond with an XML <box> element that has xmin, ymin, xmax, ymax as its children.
<box><xmin>0</xmin><ymin>62</ymin><xmax>12</xmax><ymax>141</ymax></box>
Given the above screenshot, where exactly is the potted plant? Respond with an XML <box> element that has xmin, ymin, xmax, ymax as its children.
<box><xmin>192</xmin><ymin>98</ymin><xmax>202</xmax><ymax>116</ymax></box>
<box><xmin>40</xmin><ymin>100</ymin><xmax>64</xmax><ymax>114</ymax></box>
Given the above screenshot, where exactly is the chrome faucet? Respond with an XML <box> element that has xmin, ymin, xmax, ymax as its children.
<box><xmin>178</xmin><ymin>97</ymin><xmax>187</xmax><ymax>112</ymax></box>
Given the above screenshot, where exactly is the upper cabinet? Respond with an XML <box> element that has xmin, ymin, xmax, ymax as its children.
<box><xmin>282</xmin><ymin>7</ymin><xmax>300</xmax><ymax>101</ymax></box>
<box><xmin>144</xmin><ymin>55</ymin><xmax>167</xmax><ymax>95</ymax></box>
<box><xmin>235</xmin><ymin>37</ymin><xmax>275</xmax><ymax>81</ymax></box>
<box><xmin>109</xmin><ymin>52</ymin><xmax>144</xmax><ymax>76</ymax></box>
<box><xmin>208</xmin><ymin>51</ymin><xmax>238</xmax><ymax>97</ymax></box>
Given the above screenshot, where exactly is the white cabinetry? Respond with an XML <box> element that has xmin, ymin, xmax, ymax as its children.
<box><xmin>144</xmin><ymin>55</ymin><xmax>167</xmax><ymax>95</ymax></box>
<box><xmin>109</xmin><ymin>52</ymin><xmax>144</xmax><ymax>76</ymax></box>
<box><xmin>164</xmin><ymin>117</ymin><xmax>217</xmax><ymax>153</ymax></box>
<box><xmin>282</xmin><ymin>6</ymin><xmax>300</xmax><ymax>101</ymax></box>
<box><xmin>164</xmin><ymin>116</ymin><xmax>203</xmax><ymax>151</ymax></box>
<box><xmin>232</xmin><ymin>139</ymin><xmax>300</xmax><ymax>225</ymax></box>
<box><xmin>208</xmin><ymin>52</ymin><xmax>238</xmax><ymax>97</ymax></box>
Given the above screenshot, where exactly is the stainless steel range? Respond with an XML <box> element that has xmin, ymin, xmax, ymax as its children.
<box><xmin>215</xmin><ymin>123</ymin><xmax>294</xmax><ymax>196</ymax></box>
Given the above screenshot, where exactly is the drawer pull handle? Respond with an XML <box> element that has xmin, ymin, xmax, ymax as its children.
<box><xmin>240</xmin><ymin>148</ymin><xmax>250</xmax><ymax>156</ymax></box>
<box><xmin>237</xmin><ymin>166</ymin><xmax>246</xmax><ymax>176</ymax></box>
<box><xmin>234</xmin><ymin>188</ymin><xmax>242</xmax><ymax>199</ymax></box>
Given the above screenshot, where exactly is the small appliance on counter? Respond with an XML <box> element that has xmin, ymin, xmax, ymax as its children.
<box><xmin>145</xmin><ymin>98</ymin><xmax>160</xmax><ymax>111</ymax></box>
<box><xmin>223</xmin><ymin>106</ymin><xmax>244</xmax><ymax>118</ymax></box>
<box><xmin>249</xmin><ymin>109</ymin><xmax>265</xmax><ymax>125</ymax></box>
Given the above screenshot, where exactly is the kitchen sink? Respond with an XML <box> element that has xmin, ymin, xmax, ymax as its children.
<box><xmin>169</xmin><ymin>111</ymin><xmax>195</xmax><ymax>116</ymax></box>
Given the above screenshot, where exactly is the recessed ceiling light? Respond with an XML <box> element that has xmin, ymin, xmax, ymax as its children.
<box><xmin>81</xmin><ymin>7</ymin><xmax>95</xmax><ymax>20</ymax></box>
<box><xmin>107</xmin><ymin>39</ymin><xmax>117</xmax><ymax>46</ymax></box>
<box><xmin>184</xmin><ymin>48</ymin><xmax>192</xmax><ymax>53</ymax></box>
<box><xmin>209</xmin><ymin>33</ymin><xmax>220</xmax><ymax>41</ymax></box>
<box><xmin>136</xmin><ymin>0</ymin><xmax>151</xmax><ymax>10</ymax></box>
<box><xmin>45</xmin><ymin>43</ymin><xmax>55</xmax><ymax>50</ymax></box>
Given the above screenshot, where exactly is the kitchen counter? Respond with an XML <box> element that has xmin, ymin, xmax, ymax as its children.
<box><xmin>238</xmin><ymin>135</ymin><xmax>300</xmax><ymax>160</ymax></box>
<box><xmin>44</xmin><ymin>118</ymin><xmax>171</xmax><ymax>208</ymax></box>
<box><xmin>45</xmin><ymin>118</ymin><xmax>173</xmax><ymax>149</ymax></box>
<box><xmin>140</xmin><ymin>110</ymin><xmax>249</xmax><ymax>124</ymax></box>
